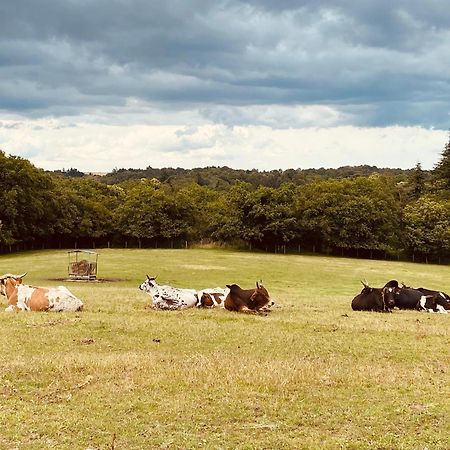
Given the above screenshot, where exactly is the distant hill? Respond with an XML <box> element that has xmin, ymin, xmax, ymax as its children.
<box><xmin>91</xmin><ymin>165</ymin><xmax>418</xmax><ymax>189</ymax></box>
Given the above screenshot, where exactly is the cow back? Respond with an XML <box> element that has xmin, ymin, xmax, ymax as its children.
<box><xmin>393</xmin><ymin>288</ymin><xmax>424</xmax><ymax>309</ymax></box>
<box><xmin>224</xmin><ymin>284</ymin><xmax>272</xmax><ymax>312</ymax></box>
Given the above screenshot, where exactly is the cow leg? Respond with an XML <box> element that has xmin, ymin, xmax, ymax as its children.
<box><xmin>245</xmin><ymin>306</ymin><xmax>269</xmax><ymax>316</ymax></box>
<box><xmin>5</xmin><ymin>305</ymin><xmax>18</xmax><ymax>312</ymax></box>
<box><xmin>417</xmin><ymin>296</ymin><xmax>429</xmax><ymax>311</ymax></box>
<box><xmin>238</xmin><ymin>305</ymin><xmax>258</xmax><ymax>315</ymax></box>
<box><xmin>434</xmin><ymin>298</ymin><xmax>449</xmax><ymax>313</ymax></box>
<box><xmin>260</xmin><ymin>301</ymin><xmax>275</xmax><ymax>313</ymax></box>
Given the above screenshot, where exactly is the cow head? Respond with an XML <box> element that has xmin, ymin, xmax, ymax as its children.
<box><xmin>359</xmin><ymin>280</ymin><xmax>395</xmax><ymax>312</ymax></box>
<box><xmin>250</xmin><ymin>281</ymin><xmax>274</xmax><ymax>310</ymax></box>
<box><xmin>382</xmin><ymin>286</ymin><xmax>396</xmax><ymax>310</ymax></box>
<box><xmin>139</xmin><ymin>275</ymin><xmax>158</xmax><ymax>292</ymax></box>
<box><xmin>0</xmin><ymin>273</ymin><xmax>26</xmax><ymax>296</ymax></box>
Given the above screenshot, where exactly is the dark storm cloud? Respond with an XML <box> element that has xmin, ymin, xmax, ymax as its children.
<box><xmin>0</xmin><ymin>0</ymin><xmax>449</xmax><ymax>127</ymax></box>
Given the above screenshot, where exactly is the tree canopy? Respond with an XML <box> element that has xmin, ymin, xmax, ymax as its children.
<box><xmin>1</xmin><ymin>148</ymin><xmax>450</xmax><ymax>263</ymax></box>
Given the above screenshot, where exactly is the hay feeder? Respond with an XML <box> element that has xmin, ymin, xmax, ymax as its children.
<box><xmin>68</xmin><ymin>250</ymin><xmax>98</xmax><ymax>280</ymax></box>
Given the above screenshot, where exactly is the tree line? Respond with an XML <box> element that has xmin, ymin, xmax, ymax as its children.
<box><xmin>1</xmin><ymin>136</ymin><xmax>450</xmax><ymax>263</ymax></box>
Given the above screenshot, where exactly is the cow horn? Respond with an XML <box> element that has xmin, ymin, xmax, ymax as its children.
<box><xmin>360</xmin><ymin>279</ymin><xmax>369</xmax><ymax>288</ymax></box>
<box><xmin>0</xmin><ymin>272</ymin><xmax>26</xmax><ymax>281</ymax></box>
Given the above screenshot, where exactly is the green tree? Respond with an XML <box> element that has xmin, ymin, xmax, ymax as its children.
<box><xmin>403</xmin><ymin>196</ymin><xmax>450</xmax><ymax>262</ymax></box>
<box><xmin>409</xmin><ymin>162</ymin><xmax>425</xmax><ymax>199</ymax></box>
<box><xmin>210</xmin><ymin>182</ymin><xmax>297</xmax><ymax>248</ymax></box>
<box><xmin>0</xmin><ymin>151</ymin><xmax>56</xmax><ymax>247</ymax></box>
<box><xmin>116</xmin><ymin>180</ymin><xmax>194</xmax><ymax>247</ymax></box>
<box><xmin>294</xmin><ymin>176</ymin><xmax>401</xmax><ymax>254</ymax></box>
<box><xmin>210</xmin><ymin>182</ymin><xmax>251</xmax><ymax>244</ymax></box>
<box><xmin>174</xmin><ymin>183</ymin><xmax>222</xmax><ymax>242</ymax></box>
<box><xmin>434</xmin><ymin>133</ymin><xmax>450</xmax><ymax>189</ymax></box>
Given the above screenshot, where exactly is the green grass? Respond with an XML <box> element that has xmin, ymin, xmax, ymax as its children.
<box><xmin>0</xmin><ymin>249</ymin><xmax>449</xmax><ymax>449</ymax></box>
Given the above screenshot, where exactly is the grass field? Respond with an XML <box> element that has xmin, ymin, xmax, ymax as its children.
<box><xmin>0</xmin><ymin>248</ymin><xmax>449</xmax><ymax>449</ymax></box>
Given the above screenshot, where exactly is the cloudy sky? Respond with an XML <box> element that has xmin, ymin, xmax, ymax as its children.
<box><xmin>0</xmin><ymin>0</ymin><xmax>449</xmax><ymax>172</ymax></box>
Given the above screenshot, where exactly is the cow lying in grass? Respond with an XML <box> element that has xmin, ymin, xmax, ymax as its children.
<box><xmin>139</xmin><ymin>275</ymin><xmax>197</xmax><ymax>309</ymax></box>
<box><xmin>196</xmin><ymin>287</ymin><xmax>230</xmax><ymax>308</ymax></box>
<box><xmin>415</xmin><ymin>287</ymin><xmax>450</xmax><ymax>312</ymax></box>
<box><xmin>389</xmin><ymin>280</ymin><xmax>449</xmax><ymax>313</ymax></box>
<box><xmin>138</xmin><ymin>276</ymin><xmax>273</xmax><ymax>313</ymax></box>
<box><xmin>139</xmin><ymin>275</ymin><xmax>229</xmax><ymax>310</ymax></box>
<box><xmin>224</xmin><ymin>281</ymin><xmax>274</xmax><ymax>314</ymax></box>
<box><xmin>0</xmin><ymin>273</ymin><xmax>84</xmax><ymax>312</ymax></box>
<box><xmin>351</xmin><ymin>280</ymin><xmax>396</xmax><ymax>312</ymax></box>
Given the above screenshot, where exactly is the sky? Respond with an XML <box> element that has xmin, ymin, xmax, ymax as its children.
<box><xmin>0</xmin><ymin>0</ymin><xmax>449</xmax><ymax>172</ymax></box>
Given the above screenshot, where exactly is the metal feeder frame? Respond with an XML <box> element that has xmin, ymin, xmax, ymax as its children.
<box><xmin>68</xmin><ymin>250</ymin><xmax>98</xmax><ymax>280</ymax></box>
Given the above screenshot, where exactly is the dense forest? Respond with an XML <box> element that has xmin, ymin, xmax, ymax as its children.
<box><xmin>1</xmin><ymin>136</ymin><xmax>450</xmax><ymax>263</ymax></box>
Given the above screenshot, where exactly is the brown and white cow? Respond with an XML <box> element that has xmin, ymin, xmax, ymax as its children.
<box><xmin>0</xmin><ymin>273</ymin><xmax>84</xmax><ymax>312</ymax></box>
<box><xmin>196</xmin><ymin>287</ymin><xmax>230</xmax><ymax>308</ymax></box>
<box><xmin>224</xmin><ymin>281</ymin><xmax>274</xmax><ymax>314</ymax></box>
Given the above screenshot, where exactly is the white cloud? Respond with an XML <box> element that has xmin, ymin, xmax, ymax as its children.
<box><xmin>0</xmin><ymin>115</ymin><xmax>446</xmax><ymax>172</ymax></box>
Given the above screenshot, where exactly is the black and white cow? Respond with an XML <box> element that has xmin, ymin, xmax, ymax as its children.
<box><xmin>385</xmin><ymin>280</ymin><xmax>448</xmax><ymax>313</ymax></box>
<box><xmin>139</xmin><ymin>275</ymin><xmax>198</xmax><ymax>310</ymax></box>
<box><xmin>417</xmin><ymin>288</ymin><xmax>450</xmax><ymax>312</ymax></box>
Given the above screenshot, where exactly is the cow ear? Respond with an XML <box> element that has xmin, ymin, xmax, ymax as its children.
<box><xmin>226</xmin><ymin>284</ymin><xmax>232</xmax><ymax>289</ymax></box>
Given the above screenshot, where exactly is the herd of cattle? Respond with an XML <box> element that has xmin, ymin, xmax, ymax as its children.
<box><xmin>352</xmin><ymin>280</ymin><xmax>450</xmax><ymax>313</ymax></box>
<box><xmin>0</xmin><ymin>272</ymin><xmax>449</xmax><ymax>314</ymax></box>
<box><xmin>138</xmin><ymin>275</ymin><xmax>274</xmax><ymax>313</ymax></box>
<box><xmin>0</xmin><ymin>272</ymin><xmax>274</xmax><ymax>314</ymax></box>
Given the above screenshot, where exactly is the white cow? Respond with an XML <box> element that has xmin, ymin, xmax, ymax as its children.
<box><xmin>0</xmin><ymin>273</ymin><xmax>84</xmax><ymax>312</ymax></box>
<box><xmin>139</xmin><ymin>275</ymin><xmax>199</xmax><ymax>310</ymax></box>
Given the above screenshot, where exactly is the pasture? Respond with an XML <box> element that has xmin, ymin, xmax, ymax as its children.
<box><xmin>0</xmin><ymin>248</ymin><xmax>449</xmax><ymax>449</ymax></box>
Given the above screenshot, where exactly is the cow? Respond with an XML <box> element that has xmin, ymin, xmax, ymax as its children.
<box><xmin>196</xmin><ymin>287</ymin><xmax>230</xmax><ymax>308</ymax></box>
<box><xmin>139</xmin><ymin>275</ymin><xmax>199</xmax><ymax>310</ymax></box>
<box><xmin>224</xmin><ymin>281</ymin><xmax>274</xmax><ymax>314</ymax></box>
<box><xmin>415</xmin><ymin>287</ymin><xmax>450</xmax><ymax>311</ymax></box>
<box><xmin>351</xmin><ymin>281</ymin><xmax>396</xmax><ymax>312</ymax></box>
<box><xmin>383</xmin><ymin>280</ymin><xmax>448</xmax><ymax>313</ymax></box>
<box><xmin>0</xmin><ymin>273</ymin><xmax>84</xmax><ymax>312</ymax></box>
<box><xmin>395</xmin><ymin>281</ymin><xmax>449</xmax><ymax>313</ymax></box>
